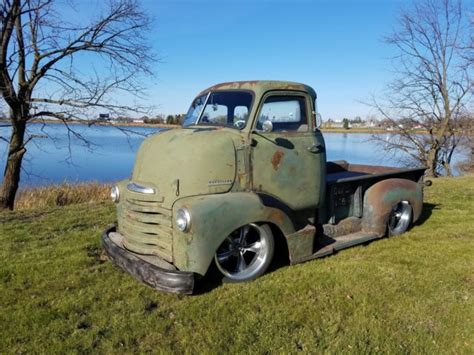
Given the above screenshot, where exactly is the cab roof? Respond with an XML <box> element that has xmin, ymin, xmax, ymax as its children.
<box><xmin>198</xmin><ymin>80</ymin><xmax>317</xmax><ymax>100</ymax></box>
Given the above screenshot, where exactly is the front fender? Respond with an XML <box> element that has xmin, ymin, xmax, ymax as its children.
<box><xmin>172</xmin><ymin>192</ymin><xmax>295</xmax><ymax>275</ymax></box>
<box><xmin>362</xmin><ymin>178</ymin><xmax>423</xmax><ymax>236</ymax></box>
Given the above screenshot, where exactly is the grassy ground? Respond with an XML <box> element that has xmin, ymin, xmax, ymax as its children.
<box><xmin>1</xmin><ymin>177</ymin><xmax>473</xmax><ymax>353</ymax></box>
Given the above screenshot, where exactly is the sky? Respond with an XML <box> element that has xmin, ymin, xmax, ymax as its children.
<box><xmin>7</xmin><ymin>0</ymin><xmax>412</xmax><ymax>121</ymax></box>
<box><xmin>138</xmin><ymin>0</ymin><xmax>409</xmax><ymax>121</ymax></box>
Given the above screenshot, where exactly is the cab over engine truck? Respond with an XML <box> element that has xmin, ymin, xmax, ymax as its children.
<box><xmin>102</xmin><ymin>81</ymin><xmax>427</xmax><ymax>294</ymax></box>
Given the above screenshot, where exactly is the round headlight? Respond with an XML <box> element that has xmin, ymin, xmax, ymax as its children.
<box><xmin>110</xmin><ymin>185</ymin><xmax>120</xmax><ymax>203</ymax></box>
<box><xmin>175</xmin><ymin>208</ymin><xmax>191</xmax><ymax>232</ymax></box>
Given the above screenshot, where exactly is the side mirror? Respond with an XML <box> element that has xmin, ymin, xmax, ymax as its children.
<box><xmin>262</xmin><ymin>120</ymin><xmax>273</xmax><ymax>133</ymax></box>
<box><xmin>234</xmin><ymin>119</ymin><xmax>246</xmax><ymax>129</ymax></box>
<box><xmin>315</xmin><ymin>113</ymin><xmax>322</xmax><ymax>129</ymax></box>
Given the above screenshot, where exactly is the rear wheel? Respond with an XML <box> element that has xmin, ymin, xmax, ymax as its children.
<box><xmin>388</xmin><ymin>201</ymin><xmax>413</xmax><ymax>236</ymax></box>
<box><xmin>214</xmin><ymin>223</ymin><xmax>274</xmax><ymax>282</ymax></box>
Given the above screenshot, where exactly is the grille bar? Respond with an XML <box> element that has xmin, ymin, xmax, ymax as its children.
<box><xmin>120</xmin><ymin>223</ymin><xmax>172</xmax><ymax>250</ymax></box>
<box><xmin>118</xmin><ymin>187</ymin><xmax>173</xmax><ymax>261</ymax></box>
<box><xmin>124</xmin><ymin>209</ymin><xmax>172</xmax><ymax>227</ymax></box>
<box><xmin>122</xmin><ymin>239</ymin><xmax>173</xmax><ymax>262</ymax></box>
<box><xmin>124</xmin><ymin>200</ymin><xmax>172</xmax><ymax>216</ymax></box>
<box><xmin>121</xmin><ymin>218</ymin><xmax>172</xmax><ymax>238</ymax></box>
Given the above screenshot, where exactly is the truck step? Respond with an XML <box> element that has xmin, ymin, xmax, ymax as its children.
<box><xmin>310</xmin><ymin>232</ymin><xmax>380</xmax><ymax>260</ymax></box>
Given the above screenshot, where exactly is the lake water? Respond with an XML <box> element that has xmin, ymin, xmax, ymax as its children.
<box><xmin>0</xmin><ymin>123</ymin><xmax>469</xmax><ymax>187</ymax></box>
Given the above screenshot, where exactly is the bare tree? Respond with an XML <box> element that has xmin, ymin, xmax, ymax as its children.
<box><xmin>370</xmin><ymin>0</ymin><xmax>473</xmax><ymax>177</ymax></box>
<box><xmin>0</xmin><ymin>0</ymin><xmax>155</xmax><ymax>209</ymax></box>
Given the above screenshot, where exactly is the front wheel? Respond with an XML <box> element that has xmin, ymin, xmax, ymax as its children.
<box><xmin>214</xmin><ymin>223</ymin><xmax>274</xmax><ymax>282</ymax></box>
<box><xmin>388</xmin><ymin>201</ymin><xmax>413</xmax><ymax>236</ymax></box>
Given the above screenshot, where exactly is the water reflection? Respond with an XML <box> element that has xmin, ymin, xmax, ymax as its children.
<box><xmin>0</xmin><ymin>123</ymin><xmax>161</xmax><ymax>186</ymax></box>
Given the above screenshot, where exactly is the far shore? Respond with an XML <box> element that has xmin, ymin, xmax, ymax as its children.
<box><xmin>2</xmin><ymin>119</ymin><xmax>469</xmax><ymax>135</ymax></box>
<box><xmin>25</xmin><ymin>119</ymin><xmax>180</xmax><ymax>130</ymax></box>
<box><xmin>22</xmin><ymin>119</ymin><xmax>422</xmax><ymax>134</ymax></box>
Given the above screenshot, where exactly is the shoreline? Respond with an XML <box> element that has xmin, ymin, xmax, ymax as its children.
<box><xmin>22</xmin><ymin>119</ymin><xmax>425</xmax><ymax>134</ymax></box>
<box><xmin>26</xmin><ymin>119</ymin><xmax>180</xmax><ymax>129</ymax></box>
<box><xmin>2</xmin><ymin>119</ymin><xmax>468</xmax><ymax>135</ymax></box>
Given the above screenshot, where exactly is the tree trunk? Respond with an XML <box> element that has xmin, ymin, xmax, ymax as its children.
<box><xmin>0</xmin><ymin>119</ymin><xmax>27</xmax><ymax>210</ymax></box>
<box><xmin>471</xmin><ymin>141</ymin><xmax>474</xmax><ymax>170</ymax></box>
<box><xmin>444</xmin><ymin>137</ymin><xmax>457</xmax><ymax>177</ymax></box>
<box><xmin>426</xmin><ymin>146</ymin><xmax>437</xmax><ymax>177</ymax></box>
<box><xmin>444</xmin><ymin>163</ymin><xmax>453</xmax><ymax>177</ymax></box>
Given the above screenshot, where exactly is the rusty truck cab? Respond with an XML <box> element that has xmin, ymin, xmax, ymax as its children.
<box><xmin>103</xmin><ymin>81</ymin><xmax>426</xmax><ymax>294</ymax></box>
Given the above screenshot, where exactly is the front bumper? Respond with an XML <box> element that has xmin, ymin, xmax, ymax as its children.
<box><xmin>102</xmin><ymin>226</ymin><xmax>194</xmax><ymax>294</ymax></box>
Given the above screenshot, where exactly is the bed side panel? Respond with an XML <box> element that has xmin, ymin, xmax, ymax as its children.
<box><xmin>361</xmin><ymin>178</ymin><xmax>423</xmax><ymax>236</ymax></box>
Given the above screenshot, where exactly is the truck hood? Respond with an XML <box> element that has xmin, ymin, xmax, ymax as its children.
<box><xmin>131</xmin><ymin>127</ymin><xmax>238</xmax><ymax>208</ymax></box>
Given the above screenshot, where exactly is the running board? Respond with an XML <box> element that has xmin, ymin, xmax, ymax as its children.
<box><xmin>301</xmin><ymin>232</ymin><xmax>380</xmax><ymax>262</ymax></box>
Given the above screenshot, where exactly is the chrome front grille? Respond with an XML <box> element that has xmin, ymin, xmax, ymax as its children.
<box><xmin>118</xmin><ymin>187</ymin><xmax>173</xmax><ymax>262</ymax></box>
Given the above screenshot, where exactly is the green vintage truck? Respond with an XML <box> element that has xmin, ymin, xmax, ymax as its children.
<box><xmin>102</xmin><ymin>81</ymin><xmax>427</xmax><ymax>294</ymax></box>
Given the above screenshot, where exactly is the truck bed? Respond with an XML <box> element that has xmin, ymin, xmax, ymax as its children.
<box><xmin>289</xmin><ymin>161</ymin><xmax>428</xmax><ymax>264</ymax></box>
<box><xmin>326</xmin><ymin>160</ymin><xmax>425</xmax><ymax>185</ymax></box>
<box><xmin>323</xmin><ymin>160</ymin><xmax>426</xmax><ymax>225</ymax></box>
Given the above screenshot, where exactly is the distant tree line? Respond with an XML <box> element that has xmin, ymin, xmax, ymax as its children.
<box><xmin>143</xmin><ymin>114</ymin><xmax>185</xmax><ymax>125</ymax></box>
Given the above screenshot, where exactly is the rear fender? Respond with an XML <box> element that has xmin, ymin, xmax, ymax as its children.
<box><xmin>362</xmin><ymin>178</ymin><xmax>423</xmax><ymax>236</ymax></box>
<box><xmin>172</xmin><ymin>192</ymin><xmax>295</xmax><ymax>275</ymax></box>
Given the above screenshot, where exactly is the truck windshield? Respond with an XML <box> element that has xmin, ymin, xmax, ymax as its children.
<box><xmin>182</xmin><ymin>91</ymin><xmax>253</xmax><ymax>129</ymax></box>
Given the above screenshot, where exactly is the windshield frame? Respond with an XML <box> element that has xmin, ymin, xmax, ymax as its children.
<box><xmin>184</xmin><ymin>89</ymin><xmax>255</xmax><ymax>130</ymax></box>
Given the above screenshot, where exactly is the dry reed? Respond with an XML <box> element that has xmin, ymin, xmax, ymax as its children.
<box><xmin>14</xmin><ymin>182</ymin><xmax>111</xmax><ymax>210</ymax></box>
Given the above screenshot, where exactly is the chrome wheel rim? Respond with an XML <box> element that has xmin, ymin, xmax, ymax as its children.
<box><xmin>214</xmin><ymin>223</ymin><xmax>271</xmax><ymax>281</ymax></box>
<box><xmin>388</xmin><ymin>201</ymin><xmax>412</xmax><ymax>235</ymax></box>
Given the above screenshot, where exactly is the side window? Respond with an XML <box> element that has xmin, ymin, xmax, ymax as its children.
<box><xmin>257</xmin><ymin>96</ymin><xmax>308</xmax><ymax>132</ymax></box>
<box><xmin>234</xmin><ymin>106</ymin><xmax>249</xmax><ymax>122</ymax></box>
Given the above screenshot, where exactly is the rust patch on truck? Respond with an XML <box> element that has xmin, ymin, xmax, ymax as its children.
<box><xmin>268</xmin><ymin>208</ymin><xmax>285</xmax><ymax>226</ymax></box>
<box><xmin>198</xmin><ymin>80</ymin><xmax>260</xmax><ymax>95</ymax></box>
<box><xmin>286</xmin><ymin>224</ymin><xmax>316</xmax><ymax>264</ymax></box>
<box><xmin>271</xmin><ymin>150</ymin><xmax>284</xmax><ymax>170</ymax></box>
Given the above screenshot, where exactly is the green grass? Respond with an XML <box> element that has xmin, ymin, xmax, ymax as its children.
<box><xmin>1</xmin><ymin>178</ymin><xmax>473</xmax><ymax>353</ymax></box>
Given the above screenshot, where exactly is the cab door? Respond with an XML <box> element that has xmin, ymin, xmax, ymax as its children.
<box><xmin>250</xmin><ymin>91</ymin><xmax>326</xmax><ymax>210</ymax></box>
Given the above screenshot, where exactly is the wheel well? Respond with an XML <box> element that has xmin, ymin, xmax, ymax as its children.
<box><xmin>266</xmin><ymin>222</ymin><xmax>290</xmax><ymax>266</ymax></box>
<box><xmin>203</xmin><ymin>221</ymin><xmax>289</xmax><ymax>283</ymax></box>
<box><xmin>362</xmin><ymin>178</ymin><xmax>423</xmax><ymax>236</ymax></box>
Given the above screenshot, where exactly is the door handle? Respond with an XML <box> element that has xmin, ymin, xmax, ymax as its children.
<box><xmin>307</xmin><ymin>144</ymin><xmax>323</xmax><ymax>153</ymax></box>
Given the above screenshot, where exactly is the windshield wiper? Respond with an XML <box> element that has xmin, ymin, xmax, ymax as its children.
<box><xmin>195</xmin><ymin>92</ymin><xmax>211</xmax><ymax>124</ymax></box>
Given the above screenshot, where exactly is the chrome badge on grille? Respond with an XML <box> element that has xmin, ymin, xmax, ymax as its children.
<box><xmin>127</xmin><ymin>182</ymin><xmax>155</xmax><ymax>194</ymax></box>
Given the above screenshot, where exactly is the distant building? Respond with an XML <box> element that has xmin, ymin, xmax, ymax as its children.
<box><xmin>366</xmin><ymin>119</ymin><xmax>378</xmax><ymax>127</ymax></box>
<box><xmin>98</xmin><ymin>113</ymin><xmax>110</xmax><ymax>121</ymax></box>
<box><xmin>325</xmin><ymin>119</ymin><xmax>350</xmax><ymax>128</ymax></box>
<box><xmin>115</xmin><ymin>116</ymin><xmax>132</xmax><ymax>123</ymax></box>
